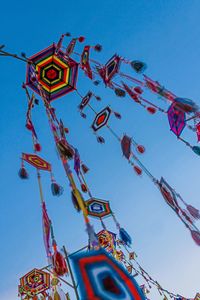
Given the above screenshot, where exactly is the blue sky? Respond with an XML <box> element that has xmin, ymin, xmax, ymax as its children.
<box><xmin>0</xmin><ymin>0</ymin><xmax>200</xmax><ymax>299</ymax></box>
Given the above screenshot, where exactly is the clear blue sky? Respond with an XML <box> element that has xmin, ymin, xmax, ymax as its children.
<box><xmin>0</xmin><ymin>1</ymin><xmax>200</xmax><ymax>299</ymax></box>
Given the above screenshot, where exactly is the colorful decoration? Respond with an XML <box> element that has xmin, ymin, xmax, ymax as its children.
<box><xmin>97</xmin><ymin>54</ymin><xmax>121</xmax><ymax>86</ymax></box>
<box><xmin>18</xmin><ymin>268</ymin><xmax>50</xmax><ymax>298</ymax></box>
<box><xmin>26</xmin><ymin>44</ymin><xmax>78</xmax><ymax>101</ymax></box>
<box><xmin>70</xmin><ymin>248</ymin><xmax>146</xmax><ymax>300</ymax></box>
<box><xmin>97</xmin><ymin>230</ymin><xmax>116</xmax><ymax>253</ymax></box>
<box><xmin>22</xmin><ymin>153</ymin><xmax>51</xmax><ymax>171</ymax></box>
<box><xmin>86</xmin><ymin>198</ymin><xmax>111</xmax><ymax>218</ymax></box>
<box><xmin>92</xmin><ymin>106</ymin><xmax>112</xmax><ymax>131</ymax></box>
<box><xmin>167</xmin><ymin>104</ymin><xmax>186</xmax><ymax>137</ymax></box>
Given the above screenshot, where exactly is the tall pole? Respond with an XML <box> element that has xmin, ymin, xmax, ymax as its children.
<box><xmin>63</xmin><ymin>246</ymin><xmax>80</xmax><ymax>300</ymax></box>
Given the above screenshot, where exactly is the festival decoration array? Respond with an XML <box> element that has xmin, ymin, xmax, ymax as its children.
<box><xmin>1</xmin><ymin>33</ymin><xmax>199</xmax><ymax>299</ymax></box>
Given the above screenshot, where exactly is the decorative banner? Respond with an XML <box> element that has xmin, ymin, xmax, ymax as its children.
<box><xmin>85</xmin><ymin>198</ymin><xmax>111</xmax><ymax>218</ymax></box>
<box><xmin>26</xmin><ymin>44</ymin><xmax>78</xmax><ymax>101</ymax></box>
<box><xmin>159</xmin><ymin>177</ymin><xmax>180</xmax><ymax>213</ymax></box>
<box><xmin>70</xmin><ymin>249</ymin><xmax>145</xmax><ymax>300</ymax></box>
<box><xmin>92</xmin><ymin>106</ymin><xmax>111</xmax><ymax>131</ymax></box>
<box><xmin>97</xmin><ymin>230</ymin><xmax>116</xmax><ymax>253</ymax></box>
<box><xmin>22</xmin><ymin>153</ymin><xmax>51</xmax><ymax>171</ymax></box>
<box><xmin>97</xmin><ymin>54</ymin><xmax>121</xmax><ymax>86</ymax></box>
<box><xmin>18</xmin><ymin>268</ymin><xmax>50</xmax><ymax>298</ymax></box>
<box><xmin>167</xmin><ymin>104</ymin><xmax>186</xmax><ymax>137</ymax></box>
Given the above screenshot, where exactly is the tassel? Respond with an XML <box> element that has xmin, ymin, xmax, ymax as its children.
<box><xmin>51</xmin><ymin>182</ymin><xmax>64</xmax><ymax>196</ymax></box>
<box><xmin>191</xmin><ymin>230</ymin><xmax>200</xmax><ymax>246</ymax></box>
<box><xmin>119</xmin><ymin>228</ymin><xmax>132</xmax><ymax>247</ymax></box>
<box><xmin>34</xmin><ymin>98</ymin><xmax>39</xmax><ymax>105</ymax></box>
<box><xmin>81</xmin><ymin>164</ymin><xmax>89</xmax><ymax>174</ymax></box>
<box><xmin>18</xmin><ymin>167</ymin><xmax>29</xmax><ymax>179</ymax></box>
<box><xmin>187</xmin><ymin>205</ymin><xmax>200</xmax><ymax>220</ymax></box>
<box><xmin>32</xmin><ymin>296</ymin><xmax>38</xmax><ymax>300</ymax></box>
<box><xmin>134</xmin><ymin>86</ymin><xmax>143</xmax><ymax>94</ymax></box>
<box><xmin>80</xmin><ymin>112</ymin><xmax>87</xmax><ymax>119</ymax></box>
<box><xmin>147</xmin><ymin>106</ymin><xmax>157</xmax><ymax>114</ymax></box>
<box><xmin>86</xmin><ymin>222</ymin><xmax>99</xmax><ymax>247</ymax></box>
<box><xmin>121</xmin><ymin>135</ymin><xmax>132</xmax><ymax>160</ymax></box>
<box><xmin>136</xmin><ymin>145</ymin><xmax>145</xmax><ymax>154</ymax></box>
<box><xmin>71</xmin><ymin>191</ymin><xmax>81</xmax><ymax>212</ymax></box>
<box><xmin>95</xmin><ymin>96</ymin><xmax>101</xmax><ymax>101</ymax></box>
<box><xmin>34</xmin><ymin>142</ymin><xmax>42</xmax><ymax>152</ymax></box>
<box><xmin>81</xmin><ymin>183</ymin><xmax>88</xmax><ymax>193</ymax></box>
<box><xmin>192</xmin><ymin>146</ymin><xmax>200</xmax><ymax>156</ymax></box>
<box><xmin>97</xmin><ymin>136</ymin><xmax>105</xmax><ymax>144</ymax></box>
<box><xmin>133</xmin><ymin>165</ymin><xmax>142</xmax><ymax>176</ymax></box>
<box><xmin>114</xmin><ymin>112</ymin><xmax>122</xmax><ymax>119</ymax></box>
<box><xmin>57</xmin><ymin>140</ymin><xmax>74</xmax><ymax>159</ymax></box>
<box><xmin>54</xmin><ymin>291</ymin><xmax>61</xmax><ymax>300</ymax></box>
<box><xmin>130</xmin><ymin>60</ymin><xmax>147</xmax><ymax>73</ymax></box>
<box><xmin>94</xmin><ymin>44</ymin><xmax>102</xmax><ymax>52</ymax></box>
<box><xmin>93</xmin><ymin>80</ymin><xmax>100</xmax><ymax>86</ymax></box>
<box><xmin>114</xmin><ymin>88</ymin><xmax>126</xmax><ymax>97</ymax></box>
<box><xmin>78</xmin><ymin>36</ymin><xmax>85</xmax><ymax>43</ymax></box>
<box><xmin>53</xmin><ymin>249</ymin><xmax>68</xmax><ymax>276</ymax></box>
<box><xmin>21</xmin><ymin>52</ymin><xmax>27</xmax><ymax>58</ymax></box>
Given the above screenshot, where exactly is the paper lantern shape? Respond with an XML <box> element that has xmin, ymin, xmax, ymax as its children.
<box><xmin>18</xmin><ymin>268</ymin><xmax>50</xmax><ymax>298</ymax></box>
<box><xmin>85</xmin><ymin>198</ymin><xmax>111</xmax><ymax>218</ymax></box>
<box><xmin>97</xmin><ymin>230</ymin><xmax>116</xmax><ymax>253</ymax></box>
<box><xmin>26</xmin><ymin>44</ymin><xmax>78</xmax><ymax>101</ymax></box>
<box><xmin>70</xmin><ymin>249</ymin><xmax>145</xmax><ymax>300</ymax></box>
<box><xmin>167</xmin><ymin>104</ymin><xmax>186</xmax><ymax>137</ymax></box>
<box><xmin>92</xmin><ymin>106</ymin><xmax>111</xmax><ymax>131</ymax></box>
<box><xmin>22</xmin><ymin>153</ymin><xmax>51</xmax><ymax>171</ymax></box>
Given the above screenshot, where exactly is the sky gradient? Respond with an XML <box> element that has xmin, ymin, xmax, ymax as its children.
<box><xmin>0</xmin><ymin>1</ymin><xmax>200</xmax><ymax>299</ymax></box>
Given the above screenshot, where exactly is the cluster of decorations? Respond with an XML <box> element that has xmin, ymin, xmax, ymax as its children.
<box><xmin>1</xmin><ymin>33</ymin><xmax>200</xmax><ymax>299</ymax></box>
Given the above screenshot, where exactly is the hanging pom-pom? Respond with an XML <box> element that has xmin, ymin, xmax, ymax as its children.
<box><xmin>114</xmin><ymin>112</ymin><xmax>122</xmax><ymax>119</ymax></box>
<box><xmin>52</xmin><ymin>249</ymin><xmax>68</xmax><ymax>276</ymax></box>
<box><xmin>51</xmin><ymin>182</ymin><xmax>64</xmax><ymax>196</ymax></box>
<box><xmin>34</xmin><ymin>98</ymin><xmax>39</xmax><ymax>105</ymax></box>
<box><xmin>187</xmin><ymin>205</ymin><xmax>200</xmax><ymax>220</ymax></box>
<box><xmin>131</xmin><ymin>60</ymin><xmax>147</xmax><ymax>73</ymax></box>
<box><xmin>192</xmin><ymin>146</ymin><xmax>200</xmax><ymax>156</ymax></box>
<box><xmin>133</xmin><ymin>165</ymin><xmax>142</xmax><ymax>176</ymax></box>
<box><xmin>94</xmin><ymin>44</ymin><xmax>102</xmax><ymax>52</ymax></box>
<box><xmin>34</xmin><ymin>143</ymin><xmax>42</xmax><ymax>152</ymax></box>
<box><xmin>21</xmin><ymin>52</ymin><xmax>27</xmax><ymax>58</ymax></box>
<box><xmin>81</xmin><ymin>183</ymin><xmax>88</xmax><ymax>193</ymax></box>
<box><xmin>18</xmin><ymin>167</ymin><xmax>29</xmax><ymax>179</ymax></box>
<box><xmin>80</xmin><ymin>112</ymin><xmax>87</xmax><ymax>119</ymax></box>
<box><xmin>71</xmin><ymin>191</ymin><xmax>81</xmax><ymax>212</ymax></box>
<box><xmin>191</xmin><ymin>230</ymin><xmax>200</xmax><ymax>246</ymax></box>
<box><xmin>114</xmin><ymin>88</ymin><xmax>126</xmax><ymax>97</ymax></box>
<box><xmin>64</xmin><ymin>127</ymin><xmax>69</xmax><ymax>134</ymax></box>
<box><xmin>65</xmin><ymin>32</ymin><xmax>71</xmax><ymax>37</ymax></box>
<box><xmin>147</xmin><ymin>107</ymin><xmax>157</xmax><ymax>114</ymax></box>
<box><xmin>78</xmin><ymin>36</ymin><xmax>85</xmax><ymax>43</ymax></box>
<box><xmin>32</xmin><ymin>296</ymin><xmax>38</xmax><ymax>300</ymax></box>
<box><xmin>81</xmin><ymin>164</ymin><xmax>89</xmax><ymax>174</ymax></box>
<box><xmin>97</xmin><ymin>136</ymin><xmax>105</xmax><ymax>144</ymax></box>
<box><xmin>86</xmin><ymin>222</ymin><xmax>99</xmax><ymax>247</ymax></box>
<box><xmin>53</xmin><ymin>291</ymin><xmax>61</xmax><ymax>300</ymax></box>
<box><xmin>136</xmin><ymin>145</ymin><xmax>145</xmax><ymax>154</ymax></box>
<box><xmin>134</xmin><ymin>86</ymin><xmax>143</xmax><ymax>94</ymax></box>
<box><xmin>119</xmin><ymin>228</ymin><xmax>132</xmax><ymax>247</ymax></box>
<box><xmin>57</xmin><ymin>140</ymin><xmax>74</xmax><ymax>159</ymax></box>
<box><xmin>95</xmin><ymin>96</ymin><xmax>101</xmax><ymax>101</ymax></box>
<box><xmin>93</xmin><ymin>80</ymin><xmax>100</xmax><ymax>86</ymax></box>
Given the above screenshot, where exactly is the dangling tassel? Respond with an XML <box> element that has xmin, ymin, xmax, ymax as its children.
<box><xmin>93</xmin><ymin>80</ymin><xmax>100</xmax><ymax>86</ymax></box>
<box><xmin>191</xmin><ymin>230</ymin><xmax>200</xmax><ymax>246</ymax></box>
<box><xmin>133</xmin><ymin>165</ymin><xmax>142</xmax><ymax>176</ymax></box>
<box><xmin>86</xmin><ymin>222</ymin><xmax>99</xmax><ymax>247</ymax></box>
<box><xmin>134</xmin><ymin>86</ymin><xmax>143</xmax><ymax>94</ymax></box>
<box><xmin>54</xmin><ymin>290</ymin><xmax>61</xmax><ymax>300</ymax></box>
<box><xmin>51</xmin><ymin>182</ymin><xmax>64</xmax><ymax>196</ymax></box>
<box><xmin>119</xmin><ymin>228</ymin><xmax>132</xmax><ymax>247</ymax></box>
<box><xmin>81</xmin><ymin>183</ymin><xmax>88</xmax><ymax>193</ymax></box>
<box><xmin>94</xmin><ymin>44</ymin><xmax>102</xmax><ymax>52</ymax></box>
<box><xmin>114</xmin><ymin>88</ymin><xmax>126</xmax><ymax>97</ymax></box>
<box><xmin>97</xmin><ymin>136</ymin><xmax>105</xmax><ymax>144</ymax></box>
<box><xmin>81</xmin><ymin>163</ymin><xmax>89</xmax><ymax>174</ymax></box>
<box><xmin>78</xmin><ymin>36</ymin><xmax>85</xmax><ymax>43</ymax></box>
<box><xmin>130</xmin><ymin>60</ymin><xmax>147</xmax><ymax>73</ymax></box>
<box><xmin>136</xmin><ymin>145</ymin><xmax>145</xmax><ymax>154</ymax></box>
<box><xmin>146</xmin><ymin>107</ymin><xmax>157</xmax><ymax>114</ymax></box>
<box><xmin>114</xmin><ymin>112</ymin><xmax>122</xmax><ymax>119</ymax></box>
<box><xmin>52</xmin><ymin>246</ymin><xmax>68</xmax><ymax>276</ymax></box>
<box><xmin>187</xmin><ymin>205</ymin><xmax>200</xmax><ymax>220</ymax></box>
<box><xmin>32</xmin><ymin>296</ymin><xmax>38</xmax><ymax>300</ymax></box>
<box><xmin>80</xmin><ymin>112</ymin><xmax>87</xmax><ymax>118</ymax></box>
<box><xmin>19</xmin><ymin>160</ymin><xmax>29</xmax><ymax>179</ymax></box>
<box><xmin>95</xmin><ymin>95</ymin><xmax>101</xmax><ymax>101</ymax></box>
<box><xmin>34</xmin><ymin>142</ymin><xmax>42</xmax><ymax>152</ymax></box>
<box><xmin>71</xmin><ymin>191</ymin><xmax>81</xmax><ymax>212</ymax></box>
<box><xmin>121</xmin><ymin>135</ymin><xmax>132</xmax><ymax>160</ymax></box>
<box><xmin>192</xmin><ymin>146</ymin><xmax>200</xmax><ymax>156</ymax></box>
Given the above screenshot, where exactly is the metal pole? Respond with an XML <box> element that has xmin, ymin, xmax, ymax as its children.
<box><xmin>63</xmin><ymin>246</ymin><xmax>80</xmax><ymax>300</ymax></box>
